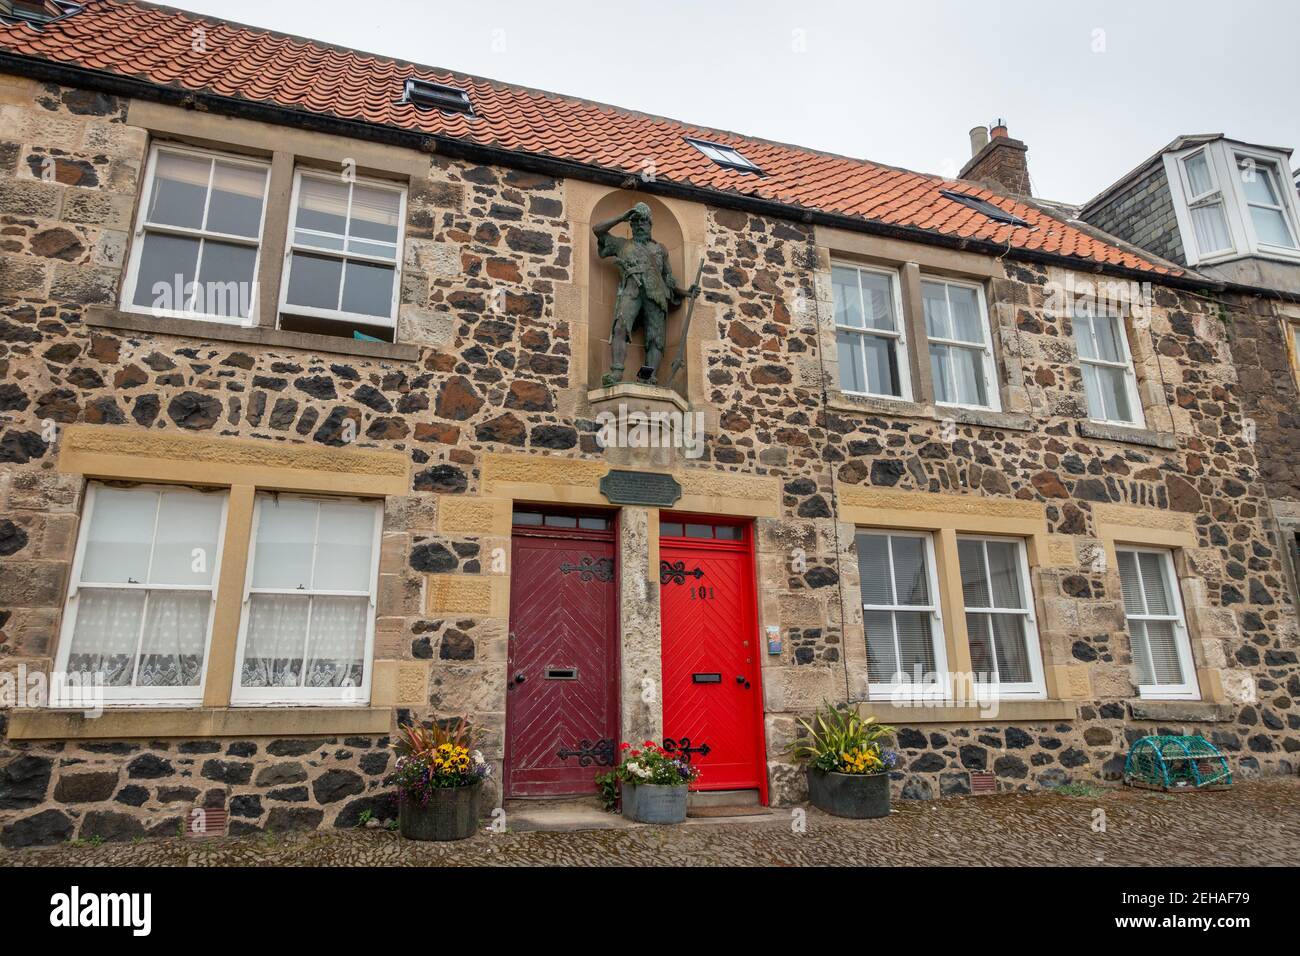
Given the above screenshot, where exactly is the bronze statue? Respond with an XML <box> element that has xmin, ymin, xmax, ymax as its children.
<box><xmin>593</xmin><ymin>202</ymin><xmax>699</xmax><ymax>387</ymax></box>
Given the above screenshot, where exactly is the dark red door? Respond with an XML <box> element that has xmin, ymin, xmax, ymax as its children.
<box><xmin>505</xmin><ymin>512</ymin><xmax>618</xmax><ymax>797</ymax></box>
<box><xmin>659</xmin><ymin>517</ymin><xmax>766</xmax><ymax>800</ymax></box>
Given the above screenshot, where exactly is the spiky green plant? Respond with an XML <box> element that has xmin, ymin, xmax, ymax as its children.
<box><xmin>787</xmin><ymin>701</ymin><xmax>896</xmax><ymax>774</ymax></box>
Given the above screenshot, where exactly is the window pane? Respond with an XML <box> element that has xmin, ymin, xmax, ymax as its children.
<box><xmin>241</xmin><ymin>593</ymin><xmax>309</xmax><ymax>687</ymax></box>
<box><xmin>136</xmin><ymin>590</ymin><xmax>210</xmax><ymax>687</ymax></box>
<box><xmin>66</xmin><ymin>588</ymin><xmax>145</xmax><ymax>686</ymax></box>
<box><xmin>81</xmin><ymin>486</ymin><xmax>157</xmax><ymax>585</ymax></box>
<box><xmin>930</xmin><ymin>346</ymin><xmax>955</xmax><ymax>405</ymax></box>
<box><xmin>862</xmin><ymin>333</ymin><xmax>900</xmax><ymax>397</ymax></box>
<box><xmin>966</xmin><ymin>612</ymin><xmax>995</xmax><ymax>681</ymax></box>
<box><xmin>286</xmin><ymin>252</ymin><xmax>343</xmax><ymax>311</ymax></box>
<box><xmin>836</xmin><ymin>331</ymin><xmax>866</xmax><ymax>392</ymax></box>
<box><xmin>148</xmin><ymin>491</ymin><xmax>224</xmax><ymax>587</ymax></box>
<box><xmin>303</xmin><ymin>595</ymin><xmax>368</xmax><ymax>688</ymax></box>
<box><xmin>947</xmin><ymin>286</ymin><xmax>983</xmax><ymax>343</ymax></box>
<box><xmin>894</xmin><ymin>610</ymin><xmax>936</xmax><ymax>680</ymax></box>
<box><xmin>1072</xmin><ymin>311</ymin><xmax>1097</xmax><ymax>360</ymax></box>
<box><xmin>713</xmin><ymin>524</ymin><xmax>741</xmax><ymax>540</ymax></box>
<box><xmin>206</xmin><ymin>161</ymin><xmax>266</xmax><ymax>237</ymax></box>
<box><xmin>856</xmin><ymin>533</ymin><xmax>892</xmax><ymax>605</ymax></box>
<box><xmin>685</xmin><ymin>523</ymin><xmax>713</xmax><ymax>538</ymax></box>
<box><xmin>295</xmin><ymin>228</ymin><xmax>346</xmax><ymax>252</ymax></box>
<box><xmin>922</xmin><ymin>280</ymin><xmax>950</xmax><ymax>339</ymax></box>
<box><xmin>660</xmin><ymin>521</ymin><xmax>683</xmax><ymax>537</ymax></box>
<box><xmin>579</xmin><ymin>517</ymin><xmax>611</xmax><ymax>531</ymax></box>
<box><xmin>1080</xmin><ymin>362</ymin><xmax>1106</xmax><ymax>420</ymax></box>
<box><xmin>147</xmin><ymin>151</ymin><xmax>210</xmax><ymax>229</ymax></box>
<box><xmin>890</xmin><ymin>536</ymin><xmax>929</xmax><ymax>605</ymax></box>
<box><xmin>1137</xmin><ymin>552</ymin><xmax>1171</xmax><ymax>614</ymax></box>
<box><xmin>1117</xmin><ymin>551</ymin><xmax>1145</xmax><ymax>615</ymax></box>
<box><xmin>348</xmin><ymin>184</ymin><xmax>401</xmax><ymax>244</ymax></box>
<box><xmin>1240</xmin><ymin>163</ymin><xmax>1280</xmax><ymax>206</ymax></box>
<box><xmin>860</xmin><ymin>271</ymin><xmax>896</xmax><ymax>331</ymax></box>
<box><xmin>958</xmin><ymin>539</ymin><xmax>990</xmax><ymax>608</ymax></box>
<box><xmin>1250</xmin><ymin>205</ymin><xmax>1295</xmax><ymax>247</ymax></box>
<box><xmin>512</xmin><ymin>511</ymin><xmax>543</xmax><ymax>526</ymax></box>
<box><xmin>312</xmin><ymin>500</ymin><xmax>376</xmax><ymax>592</ymax></box>
<box><xmin>341</xmin><ymin>260</ymin><xmax>396</xmax><ymax>318</ymax></box>
<box><xmin>1091</xmin><ymin>313</ymin><xmax>1123</xmax><ymax>364</ymax></box>
<box><xmin>865</xmin><ymin>610</ymin><xmax>898</xmax><ymax>682</ymax></box>
<box><xmin>832</xmin><ymin>266</ymin><xmax>863</xmax><ymax>329</ymax></box>
<box><xmin>297</xmin><ymin>176</ymin><xmax>349</xmax><ymax>237</ymax></box>
<box><xmin>1129</xmin><ymin>620</ymin><xmax>1154</xmax><ymax>685</ymax></box>
<box><xmin>194</xmin><ymin>241</ymin><xmax>257</xmax><ymax>319</ymax></box>
<box><xmin>951</xmin><ymin>344</ymin><xmax>988</xmax><ymax>406</ymax></box>
<box><xmin>1185</xmin><ymin>152</ymin><xmax>1213</xmax><ymax>196</ymax></box>
<box><xmin>346</xmin><ymin>239</ymin><xmax>398</xmax><ymax>259</ymax></box>
<box><xmin>132</xmin><ymin>233</ymin><xmax>201</xmax><ymax>310</ymax></box>
<box><xmin>1144</xmin><ymin>620</ymin><xmax>1185</xmax><ymax>684</ymax></box>
<box><xmin>1096</xmin><ymin>364</ymin><xmax>1133</xmax><ymax>423</ymax></box>
<box><xmin>1190</xmin><ymin>202</ymin><xmax>1232</xmax><ymax>254</ymax></box>
<box><xmin>544</xmin><ymin>514</ymin><xmax>577</xmax><ymax>528</ymax></box>
<box><xmin>252</xmin><ymin>497</ymin><xmax>317</xmax><ymax>590</ymax></box>
<box><xmin>990</xmin><ymin>613</ymin><xmax>1031</xmax><ymax>683</ymax></box>
<box><xmin>985</xmin><ymin>540</ymin><xmax>1023</xmax><ymax>608</ymax></box>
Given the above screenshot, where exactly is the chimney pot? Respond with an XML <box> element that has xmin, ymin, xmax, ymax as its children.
<box><xmin>991</xmin><ymin>123</ymin><xmax>1009</xmax><ymax>140</ymax></box>
<box><xmin>968</xmin><ymin>125</ymin><xmax>990</xmax><ymax>157</ymax></box>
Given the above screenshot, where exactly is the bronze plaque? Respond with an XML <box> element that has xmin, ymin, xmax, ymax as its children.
<box><xmin>599</xmin><ymin>470</ymin><xmax>682</xmax><ymax>507</ymax></box>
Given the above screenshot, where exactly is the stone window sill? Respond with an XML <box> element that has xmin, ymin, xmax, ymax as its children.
<box><xmin>853</xmin><ymin>699</ymin><xmax>1077</xmax><ymax>724</ymax></box>
<box><xmin>1127</xmin><ymin>700</ymin><xmax>1234</xmax><ymax>723</ymax></box>
<box><xmin>6</xmin><ymin>706</ymin><xmax>393</xmax><ymax>741</ymax></box>
<box><xmin>827</xmin><ymin>391</ymin><xmax>1034</xmax><ymax>432</ymax></box>
<box><xmin>84</xmin><ymin>307</ymin><xmax>421</xmax><ymax>363</ymax></box>
<box><xmin>1078</xmin><ymin>419</ymin><xmax>1177</xmax><ymax>450</ymax></box>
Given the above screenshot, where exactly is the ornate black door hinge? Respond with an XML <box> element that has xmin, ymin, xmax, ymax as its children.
<box><xmin>556</xmin><ymin>737</ymin><xmax>616</xmax><ymax>767</ymax></box>
<box><xmin>660</xmin><ymin>559</ymin><xmax>705</xmax><ymax>585</ymax></box>
<box><xmin>560</xmin><ymin>556</ymin><xmax>615</xmax><ymax>582</ymax></box>
<box><xmin>662</xmin><ymin>736</ymin><xmax>711</xmax><ymax>763</ymax></box>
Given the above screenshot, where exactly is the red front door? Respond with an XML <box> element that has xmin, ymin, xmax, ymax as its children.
<box><xmin>659</xmin><ymin>517</ymin><xmax>766</xmax><ymax>800</ymax></box>
<box><xmin>505</xmin><ymin>511</ymin><xmax>618</xmax><ymax>797</ymax></box>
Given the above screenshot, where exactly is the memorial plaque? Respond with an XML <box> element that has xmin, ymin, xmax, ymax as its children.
<box><xmin>599</xmin><ymin>470</ymin><xmax>682</xmax><ymax>507</ymax></box>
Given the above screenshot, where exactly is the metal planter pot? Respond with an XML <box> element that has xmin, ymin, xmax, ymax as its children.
<box><xmin>806</xmin><ymin>768</ymin><xmax>891</xmax><ymax>819</ymax></box>
<box><xmin>621</xmin><ymin>782</ymin><xmax>689</xmax><ymax>824</ymax></box>
<box><xmin>398</xmin><ymin>779</ymin><xmax>483</xmax><ymax>841</ymax></box>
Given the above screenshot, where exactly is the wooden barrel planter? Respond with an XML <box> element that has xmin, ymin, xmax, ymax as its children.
<box><xmin>398</xmin><ymin>779</ymin><xmax>483</xmax><ymax>841</ymax></box>
<box><xmin>807</xmin><ymin>768</ymin><xmax>890</xmax><ymax>819</ymax></box>
<box><xmin>621</xmin><ymin>782</ymin><xmax>688</xmax><ymax>824</ymax></box>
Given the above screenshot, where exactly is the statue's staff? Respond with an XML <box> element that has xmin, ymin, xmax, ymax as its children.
<box><xmin>668</xmin><ymin>259</ymin><xmax>705</xmax><ymax>385</ymax></box>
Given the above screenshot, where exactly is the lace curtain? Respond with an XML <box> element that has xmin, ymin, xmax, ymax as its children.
<box><xmin>241</xmin><ymin>593</ymin><xmax>366</xmax><ymax>689</ymax></box>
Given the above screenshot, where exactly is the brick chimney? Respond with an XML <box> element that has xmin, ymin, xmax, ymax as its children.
<box><xmin>959</xmin><ymin>120</ymin><xmax>1031</xmax><ymax>197</ymax></box>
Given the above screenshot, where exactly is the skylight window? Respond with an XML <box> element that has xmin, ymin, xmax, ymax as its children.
<box><xmin>403</xmin><ymin>78</ymin><xmax>473</xmax><ymax>116</ymax></box>
<box><xmin>940</xmin><ymin>189</ymin><xmax>1029</xmax><ymax>227</ymax></box>
<box><xmin>686</xmin><ymin>138</ymin><xmax>761</xmax><ymax>174</ymax></box>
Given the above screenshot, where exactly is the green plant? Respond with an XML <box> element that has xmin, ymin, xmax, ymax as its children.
<box><xmin>356</xmin><ymin>808</ymin><xmax>375</xmax><ymax>827</ymax></box>
<box><xmin>596</xmin><ymin>771</ymin><xmax>620</xmax><ymax>811</ymax></box>
<box><xmin>68</xmin><ymin>834</ymin><xmax>105</xmax><ymax>848</ymax></box>
<box><xmin>388</xmin><ymin>716</ymin><xmax>490</xmax><ymax>806</ymax></box>
<box><xmin>1054</xmin><ymin>782</ymin><xmax>1104</xmax><ymax>798</ymax></box>
<box><xmin>595</xmin><ymin>741</ymin><xmax>701</xmax><ymax>812</ymax></box>
<box><xmin>787</xmin><ymin>701</ymin><xmax>898</xmax><ymax>775</ymax></box>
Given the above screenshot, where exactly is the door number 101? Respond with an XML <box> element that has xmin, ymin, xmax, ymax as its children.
<box><xmin>689</xmin><ymin>586</ymin><xmax>716</xmax><ymax>601</ymax></box>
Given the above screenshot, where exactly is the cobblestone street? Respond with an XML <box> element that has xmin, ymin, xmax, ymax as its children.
<box><xmin>4</xmin><ymin>778</ymin><xmax>1297</xmax><ymax>867</ymax></box>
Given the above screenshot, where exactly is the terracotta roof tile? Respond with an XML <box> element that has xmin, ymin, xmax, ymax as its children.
<box><xmin>0</xmin><ymin>0</ymin><xmax>1178</xmax><ymax>277</ymax></box>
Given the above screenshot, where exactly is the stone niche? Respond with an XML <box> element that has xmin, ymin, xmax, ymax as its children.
<box><xmin>585</xmin><ymin>191</ymin><xmax>691</xmax><ymax>401</ymax></box>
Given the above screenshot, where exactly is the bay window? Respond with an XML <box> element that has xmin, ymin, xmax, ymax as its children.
<box><xmin>1117</xmin><ymin>547</ymin><xmax>1198</xmax><ymax>700</ymax></box>
<box><xmin>956</xmin><ymin>536</ymin><xmax>1045</xmax><ymax>698</ymax></box>
<box><xmin>832</xmin><ymin>263</ymin><xmax>911</xmax><ymax>400</ymax></box>
<box><xmin>123</xmin><ymin>144</ymin><xmax>270</xmax><ymax>323</ymax></box>
<box><xmin>921</xmin><ymin>277</ymin><xmax>998</xmax><ymax>410</ymax></box>
<box><xmin>233</xmin><ymin>493</ymin><xmax>383</xmax><ymax>704</ymax></box>
<box><xmin>55</xmin><ymin>484</ymin><xmax>229</xmax><ymax>705</ymax></box>
<box><xmin>278</xmin><ymin>170</ymin><xmax>406</xmax><ymax>341</ymax></box>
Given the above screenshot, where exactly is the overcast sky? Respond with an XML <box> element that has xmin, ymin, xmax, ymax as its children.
<box><xmin>173</xmin><ymin>0</ymin><xmax>1300</xmax><ymax>204</ymax></box>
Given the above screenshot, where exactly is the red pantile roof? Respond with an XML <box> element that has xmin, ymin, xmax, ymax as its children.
<box><xmin>0</xmin><ymin>0</ymin><xmax>1180</xmax><ymax>278</ymax></box>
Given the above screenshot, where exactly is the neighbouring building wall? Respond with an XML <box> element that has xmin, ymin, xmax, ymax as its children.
<box><xmin>1080</xmin><ymin>163</ymin><xmax>1187</xmax><ymax>268</ymax></box>
<box><xmin>0</xmin><ymin>75</ymin><xmax>1297</xmax><ymax>846</ymax></box>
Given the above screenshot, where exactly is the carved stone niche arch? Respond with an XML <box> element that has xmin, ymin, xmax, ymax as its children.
<box><xmin>586</xmin><ymin>191</ymin><xmax>690</xmax><ymax>400</ymax></box>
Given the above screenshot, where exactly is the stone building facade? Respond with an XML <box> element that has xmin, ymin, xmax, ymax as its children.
<box><xmin>1</xmin><ymin>3</ymin><xmax>1297</xmax><ymax>847</ymax></box>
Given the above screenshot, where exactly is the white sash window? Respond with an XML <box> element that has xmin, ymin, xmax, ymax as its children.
<box><xmin>922</xmin><ymin>277</ymin><xmax>999</xmax><ymax>410</ymax></box>
<box><xmin>1118</xmin><ymin>548</ymin><xmax>1199</xmax><ymax>700</ymax></box>
<box><xmin>832</xmin><ymin>263</ymin><xmax>911</xmax><ymax>400</ymax></box>
<box><xmin>857</xmin><ymin>530</ymin><xmax>946</xmax><ymax>699</ymax></box>
<box><xmin>957</xmin><ymin>536</ymin><xmax>1046</xmax><ymax>699</ymax></box>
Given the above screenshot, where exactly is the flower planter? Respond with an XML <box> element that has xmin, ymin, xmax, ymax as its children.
<box><xmin>398</xmin><ymin>779</ymin><xmax>483</xmax><ymax>841</ymax></box>
<box><xmin>806</xmin><ymin>768</ymin><xmax>890</xmax><ymax>819</ymax></box>
<box><xmin>620</xmin><ymin>782</ymin><xmax>688</xmax><ymax>824</ymax></box>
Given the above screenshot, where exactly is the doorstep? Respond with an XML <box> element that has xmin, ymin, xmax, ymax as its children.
<box><xmin>501</xmin><ymin>796</ymin><xmax>637</xmax><ymax>833</ymax></box>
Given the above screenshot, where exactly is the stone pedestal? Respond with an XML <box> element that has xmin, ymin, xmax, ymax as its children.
<box><xmin>617</xmin><ymin>506</ymin><xmax>663</xmax><ymax>745</ymax></box>
<box><xmin>588</xmin><ymin>383</ymin><xmax>699</xmax><ymax>470</ymax></box>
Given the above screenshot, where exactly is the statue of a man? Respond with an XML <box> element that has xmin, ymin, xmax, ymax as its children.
<box><xmin>593</xmin><ymin>202</ymin><xmax>699</xmax><ymax>387</ymax></box>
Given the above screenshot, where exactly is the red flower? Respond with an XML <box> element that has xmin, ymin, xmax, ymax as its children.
<box><xmin>630</xmin><ymin>750</ymin><xmax>641</xmax><ymax>757</ymax></box>
<box><xmin>619</xmin><ymin>742</ymin><xmax>631</xmax><ymax>750</ymax></box>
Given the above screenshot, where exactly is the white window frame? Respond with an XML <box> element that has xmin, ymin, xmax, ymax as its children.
<box><xmin>1231</xmin><ymin>149</ymin><xmax>1300</xmax><ymax>253</ymax></box>
<box><xmin>1072</xmin><ymin>303</ymin><xmax>1146</xmax><ymax>428</ymax></box>
<box><xmin>1117</xmin><ymin>546</ymin><xmax>1199</xmax><ymax>701</ymax></box>
<box><xmin>121</xmin><ymin>142</ymin><xmax>272</xmax><ymax>326</ymax></box>
<box><xmin>831</xmin><ymin>262</ymin><xmax>912</xmax><ymax>401</ymax></box>
<box><xmin>1165</xmin><ymin>141</ymin><xmax>1300</xmax><ymax>265</ymax></box>
<box><xmin>53</xmin><ymin>483</ymin><xmax>230</xmax><ymax>708</ymax></box>
<box><xmin>231</xmin><ymin>493</ymin><xmax>383</xmax><ymax>706</ymax></box>
<box><xmin>920</xmin><ymin>276</ymin><xmax>1001</xmax><ymax>411</ymax></box>
<box><xmin>957</xmin><ymin>535</ymin><xmax>1046</xmax><ymax>700</ymax></box>
<box><xmin>857</xmin><ymin>529</ymin><xmax>948</xmax><ymax>701</ymax></box>
<box><xmin>277</xmin><ymin>168</ymin><xmax>408</xmax><ymax>333</ymax></box>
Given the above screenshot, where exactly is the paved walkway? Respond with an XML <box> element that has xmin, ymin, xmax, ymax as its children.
<box><xmin>5</xmin><ymin>778</ymin><xmax>1298</xmax><ymax>867</ymax></box>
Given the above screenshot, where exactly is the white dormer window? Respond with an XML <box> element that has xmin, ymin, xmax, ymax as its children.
<box><xmin>1166</xmin><ymin>140</ymin><xmax>1300</xmax><ymax>265</ymax></box>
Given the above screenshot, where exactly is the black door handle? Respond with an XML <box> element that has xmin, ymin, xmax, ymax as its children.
<box><xmin>736</xmin><ymin>675</ymin><xmax>750</xmax><ymax>689</ymax></box>
<box><xmin>514</xmin><ymin>672</ymin><xmax>526</xmax><ymax>684</ymax></box>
